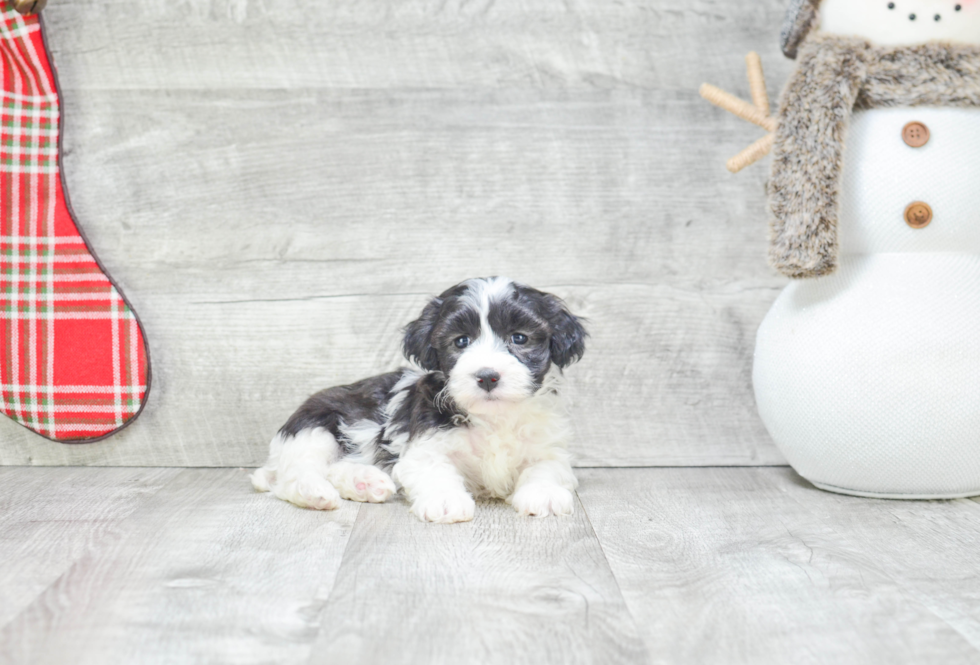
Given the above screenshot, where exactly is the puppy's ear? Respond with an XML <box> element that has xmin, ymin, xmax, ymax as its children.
<box><xmin>519</xmin><ymin>286</ymin><xmax>588</xmax><ymax>369</ymax></box>
<box><xmin>402</xmin><ymin>297</ymin><xmax>443</xmax><ymax>371</ymax></box>
<box><xmin>548</xmin><ymin>301</ymin><xmax>588</xmax><ymax>369</ymax></box>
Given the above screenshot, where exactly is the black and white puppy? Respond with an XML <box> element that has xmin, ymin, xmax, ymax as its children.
<box><xmin>251</xmin><ymin>276</ymin><xmax>587</xmax><ymax>523</ymax></box>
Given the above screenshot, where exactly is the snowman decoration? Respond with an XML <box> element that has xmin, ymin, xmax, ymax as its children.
<box><xmin>703</xmin><ymin>0</ymin><xmax>980</xmax><ymax>498</ymax></box>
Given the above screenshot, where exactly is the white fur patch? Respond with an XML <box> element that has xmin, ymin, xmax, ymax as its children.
<box><xmin>251</xmin><ymin>428</ymin><xmax>342</xmax><ymax>510</ymax></box>
<box><xmin>461</xmin><ymin>375</ymin><xmax>574</xmax><ymax>499</ymax></box>
<box><xmin>459</xmin><ymin>276</ymin><xmax>515</xmax><ymax>316</ymax></box>
<box><xmin>338</xmin><ymin>419</ymin><xmax>383</xmax><ymax>465</ymax></box>
<box><xmin>447</xmin><ymin>334</ymin><xmax>536</xmax><ymax>414</ymax></box>
<box><xmin>391</xmin><ymin>434</ymin><xmax>477</xmax><ymax>523</ymax></box>
<box><xmin>510</xmin><ymin>483</ymin><xmax>574</xmax><ymax>517</ymax></box>
<box><xmin>391</xmin><ymin>373</ymin><xmax>577</xmax><ymax>522</ymax></box>
<box><xmin>410</xmin><ymin>491</ymin><xmax>476</xmax><ymax>524</ymax></box>
<box><xmin>509</xmin><ymin>459</ymin><xmax>579</xmax><ymax>517</ymax></box>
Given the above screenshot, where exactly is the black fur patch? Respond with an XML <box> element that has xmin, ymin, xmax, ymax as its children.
<box><xmin>279</xmin><ymin>371</ymin><xmax>404</xmax><ymax>454</ymax></box>
<box><xmin>511</xmin><ymin>284</ymin><xmax>588</xmax><ymax>369</ymax></box>
<box><xmin>486</xmin><ymin>291</ymin><xmax>553</xmax><ymax>386</ymax></box>
<box><xmin>377</xmin><ymin>372</ymin><xmax>463</xmax><ymax>468</ymax></box>
<box><xmin>402</xmin><ymin>282</ymin><xmax>470</xmax><ymax>371</ymax></box>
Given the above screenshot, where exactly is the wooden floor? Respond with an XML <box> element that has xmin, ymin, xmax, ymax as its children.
<box><xmin>2</xmin><ymin>467</ymin><xmax>979</xmax><ymax>664</ymax></box>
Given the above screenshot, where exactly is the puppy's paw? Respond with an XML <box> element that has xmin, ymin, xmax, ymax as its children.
<box><xmin>510</xmin><ymin>483</ymin><xmax>574</xmax><ymax>517</ymax></box>
<box><xmin>410</xmin><ymin>491</ymin><xmax>476</xmax><ymax>524</ymax></box>
<box><xmin>329</xmin><ymin>463</ymin><xmax>396</xmax><ymax>503</ymax></box>
<box><xmin>250</xmin><ymin>467</ymin><xmax>275</xmax><ymax>492</ymax></box>
<box><xmin>280</xmin><ymin>477</ymin><xmax>342</xmax><ymax>511</ymax></box>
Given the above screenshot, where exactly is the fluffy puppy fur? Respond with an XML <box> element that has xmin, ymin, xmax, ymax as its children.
<box><xmin>251</xmin><ymin>277</ymin><xmax>588</xmax><ymax>523</ymax></box>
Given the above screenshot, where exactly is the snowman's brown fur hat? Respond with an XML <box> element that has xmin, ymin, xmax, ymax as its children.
<box><xmin>781</xmin><ymin>0</ymin><xmax>821</xmax><ymax>59</ymax></box>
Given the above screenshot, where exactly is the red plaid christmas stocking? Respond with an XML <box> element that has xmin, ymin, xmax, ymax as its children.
<box><xmin>1</xmin><ymin>8</ymin><xmax>150</xmax><ymax>442</ymax></box>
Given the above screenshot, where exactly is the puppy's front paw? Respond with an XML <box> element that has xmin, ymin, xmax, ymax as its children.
<box><xmin>410</xmin><ymin>492</ymin><xmax>476</xmax><ymax>524</ymax></box>
<box><xmin>510</xmin><ymin>483</ymin><xmax>574</xmax><ymax>517</ymax></box>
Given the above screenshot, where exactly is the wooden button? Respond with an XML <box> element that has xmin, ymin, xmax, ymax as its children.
<box><xmin>904</xmin><ymin>201</ymin><xmax>933</xmax><ymax>229</ymax></box>
<box><xmin>902</xmin><ymin>121</ymin><xmax>930</xmax><ymax>148</ymax></box>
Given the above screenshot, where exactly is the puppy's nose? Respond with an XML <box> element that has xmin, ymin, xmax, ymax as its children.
<box><xmin>475</xmin><ymin>369</ymin><xmax>501</xmax><ymax>393</ymax></box>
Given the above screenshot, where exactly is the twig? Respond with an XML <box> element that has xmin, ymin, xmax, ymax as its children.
<box><xmin>699</xmin><ymin>83</ymin><xmax>777</xmax><ymax>133</ymax></box>
<box><xmin>727</xmin><ymin>133</ymin><xmax>775</xmax><ymax>174</ymax></box>
<box><xmin>700</xmin><ymin>52</ymin><xmax>776</xmax><ymax>173</ymax></box>
<box><xmin>746</xmin><ymin>52</ymin><xmax>769</xmax><ymax>117</ymax></box>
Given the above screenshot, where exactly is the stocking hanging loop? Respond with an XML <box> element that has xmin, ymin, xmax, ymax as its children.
<box><xmin>10</xmin><ymin>0</ymin><xmax>47</xmax><ymax>16</ymax></box>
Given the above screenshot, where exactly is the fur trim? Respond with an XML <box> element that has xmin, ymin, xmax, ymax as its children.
<box><xmin>768</xmin><ymin>35</ymin><xmax>980</xmax><ymax>278</ymax></box>
<box><xmin>780</xmin><ymin>0</ymin><xmax>821</xmax><ymax>60</ymax></box>
<box><xmin>768</xmin><ymin>35</ymin><xmax>866</xmax><ymax>278</ymax></box>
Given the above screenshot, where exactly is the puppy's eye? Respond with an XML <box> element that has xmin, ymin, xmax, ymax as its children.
<box><xmin>454</xmin><ymin>336</ymin><xmax>470</xmax><ymax>349</ymax></box>
<box><xmin>511</xmin><ymin>333</ymin><xmax>528</xmax><ymax>345</ymax></box>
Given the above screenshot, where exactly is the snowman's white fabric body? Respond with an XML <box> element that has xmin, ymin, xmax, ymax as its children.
<box><xmin>753</xmin><ymin>0</ymin><xmax>980</xmax><ymax>497</ymax></box>
<box><xmin>756</xmin><ymin>107</ymin><xmax>980</xmax><ymax>497</ymax></box>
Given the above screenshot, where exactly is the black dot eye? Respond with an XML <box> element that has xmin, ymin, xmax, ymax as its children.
<box><xmin>511</xmin><ymin>333</ymin><xmax>528</xmax><ymax>345</ymax></box>
<box><xmin>909</xmin><ymin>12</ymin><xmax>917</xmax><ymax>19</ymax></box>
<box><xmin>888</xmin><ymin>2</ymin><xmax>895</xmax><ymax>8</ymax></box>
<box><xmin>935</xmin><ymin>13</ymin><xmax>942</xmax><ymax>20</ymax></box>
<box><xmin>454</xmin><ymin>336</ymin><xmax>470</xmax><ymax>349</ymax></box>
<box><xmin>956</xmin><ymin>4</ymin><xmax>962</xmax><ymax>11</ymax></box>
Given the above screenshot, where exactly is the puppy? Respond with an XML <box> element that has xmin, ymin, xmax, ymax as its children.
<box><xmin>250</xmin><ymin>277</ymin><xmax>587</xmax><ymax>523</ymax></box>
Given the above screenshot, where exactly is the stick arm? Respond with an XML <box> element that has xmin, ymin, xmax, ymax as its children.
<box><xmin>700</xmin><ymin>52</ymin><xmax>777</xmax><ymax>173</ymax></box>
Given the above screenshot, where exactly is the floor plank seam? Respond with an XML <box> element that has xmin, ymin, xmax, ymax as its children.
<box><xmin>0</xmin><ymin>470</ymin><xmax>180</xmax><ymax>636</ymax></box>
<box><xmin>314</xmin><ymin>500</ymin><xmax>366</xmax><ymax>606</ymax></box>
<box><xmin>573</xmin><ymin>488</ymin><xmax>650</xmax><ymax>657</ymax></box>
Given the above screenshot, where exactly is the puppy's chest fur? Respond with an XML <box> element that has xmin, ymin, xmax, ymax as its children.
<box><xmin>440</xmin><ymin>397</ymin><xmax>572</xmax><ymax>499</ymax></box>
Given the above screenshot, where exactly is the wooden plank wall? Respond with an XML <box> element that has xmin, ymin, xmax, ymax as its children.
<box><xmin>0</xmin><ymin>0</ymin><xmax>796</xmax><ymax>466</ymax></box>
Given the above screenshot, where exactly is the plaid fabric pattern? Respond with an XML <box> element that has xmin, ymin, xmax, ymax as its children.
<box><xmin>1</xmin><ymin>9</ymin><xmax>148</xmax><ymax>442</ymax></box>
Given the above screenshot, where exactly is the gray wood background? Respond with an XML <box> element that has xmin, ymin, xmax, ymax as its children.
<box><xmin>0</xmin><ymin>0</ymin><xmax>797</xmax><ymax>466</ymax></box>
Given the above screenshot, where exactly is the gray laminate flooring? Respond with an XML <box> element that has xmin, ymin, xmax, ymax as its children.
<box><xmin>2</xmin><ymin>466</ymin><xmax>979</xmax><ymax>664</ymax></box>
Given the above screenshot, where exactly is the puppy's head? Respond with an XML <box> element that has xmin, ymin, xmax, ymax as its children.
<box><xmin>403</xmin><ymin>277</ymin><xmax>587</xmax><ymax>414</ymax></box>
